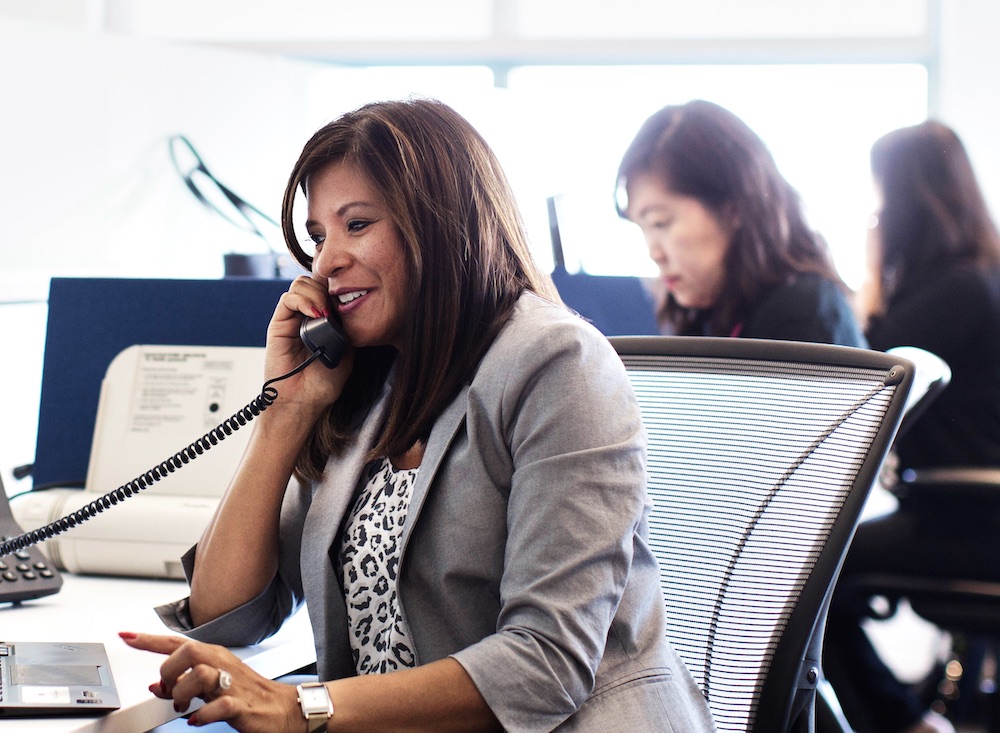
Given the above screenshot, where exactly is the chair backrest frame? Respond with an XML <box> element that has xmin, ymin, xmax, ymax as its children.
<box><xmin>610</xmin><ymin>336</ymin><xmax>913</xmax><ymax>733</ymax></box>
<box><xmin>885</xmin><ymin>345</ymin><xmax>951</xmax><ymax>440</ymax></box>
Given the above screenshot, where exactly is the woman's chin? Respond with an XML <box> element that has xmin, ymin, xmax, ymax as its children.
<box><xmin>672</xmin><ymin>295</ymin><xmax>706</xmax><ymax>310</ymax></box>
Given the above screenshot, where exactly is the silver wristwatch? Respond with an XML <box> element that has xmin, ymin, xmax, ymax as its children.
<box><xmin>296</xmin><ymin>681</ymin><xmax>334</xmax><ymax>733</ymax></box>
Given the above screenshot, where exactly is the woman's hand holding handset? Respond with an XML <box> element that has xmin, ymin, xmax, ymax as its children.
<box><xmin>264</xmin><ymin>275</ymin><xmax>354</xmax><ymax>417</ymax></box>
<box><xmin>188</xmin><ymin>277</ymin><xmax>352</xmax><ymax>626</ymax></box>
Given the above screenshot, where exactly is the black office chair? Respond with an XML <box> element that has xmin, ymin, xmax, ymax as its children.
<box><xmin>843</xmin><ymin>464</ymin><xmax>1000</xmax><ymax>730</ymax></box>
<box><xmin>854</xmin><ymin>466</ymin><xmax>1000</xmax><ymax>733</ymax></box>
<box><xmin>884</xmin><ymin>466</ymin><xmax>1000</xmax><ymax>623</ymax></box>
<box><xmin>610</xmin><ymin>336</ymin><xmax>915</xmax><ymax>733</ymax></box>
<box><xmin>814</xmin><ymin>346</ymin><xmax>953</xmax><ymax>733</ymax></box>
<box><xmin>822</xmin><ymin>346</ymin><xmax>1000</xmax><ymax>730</ymax></box>
<box><xmin>884</xmin><ymin>346</ymin><xmax>953</xmax><ymax>441</ymax></box>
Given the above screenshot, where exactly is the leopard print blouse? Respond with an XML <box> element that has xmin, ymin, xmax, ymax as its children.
<box><xmin>337</xmin><ymin>456</ymin><xmax>419</xmax><ymax>674</ymax></box>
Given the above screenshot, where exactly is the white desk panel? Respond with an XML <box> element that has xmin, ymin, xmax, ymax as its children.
<box><xmin>2</xmin><ymin>573</ymin><xmax>316</xmax><ymax>732</ymax></box>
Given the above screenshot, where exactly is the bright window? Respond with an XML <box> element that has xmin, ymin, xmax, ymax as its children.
<box><xmin>505</xmin><ymin>64</ymin><xmax>929</xmax><ymax>286</ymax></box>
<box><xmin>304</xmin><ymin>62</ymin><xmax>928</xmax><ymax>287</ymax></box>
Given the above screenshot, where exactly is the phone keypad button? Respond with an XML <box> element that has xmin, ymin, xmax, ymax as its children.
<box><xmin>0</xmin><ymin>556</ymin><xmax>52</xmax><ymax>583</ymax></box>
<box><xmin>0</xmin><ymin>536</ymin><xmax>61</xmax><ymax>602</ymax></box>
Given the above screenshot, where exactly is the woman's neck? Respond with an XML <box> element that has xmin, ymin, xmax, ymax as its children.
<box><xmin>391</xmin><ymin>442</ymin><xmax>425</xmax><ymax>470</ymax></box>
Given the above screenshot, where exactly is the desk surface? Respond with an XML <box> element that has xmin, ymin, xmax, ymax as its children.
<box><xmin>2</xmin><ymin>573</ymin><xmax>316</xmax><ymax>732</ymax></box>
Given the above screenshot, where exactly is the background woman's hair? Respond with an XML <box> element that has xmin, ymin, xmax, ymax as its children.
<box><xmin>616</xmin><ymin>99</ymin><xmax>843</xmax><ymax>335</ymax></box>
<box><xmin>871</xmin><ymin>120</ymin><xmax>1000</xmax><ymax>307</ymax></box>
<box><xmin>282</xmin><ymin>98</ymin><xmax>560</xmax><ymax>479</ymax></box>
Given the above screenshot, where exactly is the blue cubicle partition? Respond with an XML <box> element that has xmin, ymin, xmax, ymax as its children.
<box><xmin>32</xmin><ymin>277</ymin><xmax>293</xmax><ymax>489</ymax></box>
<box><xmin>33</xmin><ymin>272</ymin><xmax>659</xmax><ymax>489</ymax></box>
<box><xmin>550</xmin><ymin>267</ymin><xmax>660</xmax><ymax>338</ymax></box>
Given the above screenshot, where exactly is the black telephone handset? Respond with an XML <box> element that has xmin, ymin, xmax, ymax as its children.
<box><xmin>0</xmin><ymin>479</ymin><xmax>63</xmax><ymax>604</ymax></box>
<box><xmin>0</xmin><ymin>315</ymin><xmax>349</xmax><ymax>589</ymax></box>
<box><xmin>299</xmin><ymin>315</ymin><xmax>348</xmax><ymax>368</ymax></box>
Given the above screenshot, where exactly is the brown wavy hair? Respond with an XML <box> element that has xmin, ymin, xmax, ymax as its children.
<box><xmin>616</xmin><ymin>99</ymin><xmax>844</xmax><ymax>336</ymax></box>
<box><xmin>871</xmin><ymin>120</ymin><xmax>1000</xmax><ymax>308</ymax></box>
<box><xmin>281</xmin><ymin>98</ymin><xmax>560</xmax><ymax>480</ymax></box>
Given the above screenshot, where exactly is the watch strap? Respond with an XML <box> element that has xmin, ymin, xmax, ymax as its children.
<box><xmin>306</xmin><ymin>713</ymin><xmax>328</xmax><ymax>733</ymax></box>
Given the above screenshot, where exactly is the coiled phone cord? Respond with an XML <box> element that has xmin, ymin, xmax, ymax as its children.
<box><xmin>0</xmin><ymin>352</ymin><xmax>322</xmax><ymax>558</ymax></box>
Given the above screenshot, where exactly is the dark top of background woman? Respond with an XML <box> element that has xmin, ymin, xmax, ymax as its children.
<box><xmin>616</xmin><ymin>99</ymin><xmax>860</xmax><ymax>344</ymax></box>
<box><xmin>863</xmin><ymin>120</ymin><xmax>1000</xmax><ymax>469</ymax></box>
<box><xmin>733</xmin><ymin>272</ymin><xmax>865</xmax><ymax>345</ymax></box>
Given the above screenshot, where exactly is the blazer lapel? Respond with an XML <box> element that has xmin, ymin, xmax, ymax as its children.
<box><xmin>298</xmin><ymin>379</ymin><xmax>469</xmax><ymax>676</ymax></box>
<box><xmin>300</xmin><ymin>388</ymin><xmax>390</xmax><ymax>677</ymax></box>
<box><xmin>399</xmin><ymin>383</ymin><xmax>470</xmax><ymax>556</ymax></box>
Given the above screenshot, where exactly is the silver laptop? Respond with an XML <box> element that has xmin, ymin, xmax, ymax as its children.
<box><xmin>0</xmin><ymin>641</ymin><xmax>120</xmax><ymax>716</ymax></box>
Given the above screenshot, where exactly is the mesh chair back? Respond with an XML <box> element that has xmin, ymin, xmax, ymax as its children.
<box><xmin>611</xmin><ymin>337</ymin><xmax>913</xmax><ymax>733</ymax></box>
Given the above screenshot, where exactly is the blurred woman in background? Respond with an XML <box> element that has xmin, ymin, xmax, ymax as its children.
<box><xmin>616</xmin><ymin>98</ymin><xmax>865</xmax><ymax>347</ymax></box>
<box><xmin>826</xmin><ymin>120</ymin><xmax>1000</xmax><ymax>733</ymax></box>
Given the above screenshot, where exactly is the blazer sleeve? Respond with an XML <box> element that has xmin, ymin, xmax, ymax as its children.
<box><xmin>451</xmin><ymin>304</ymin><xmax>650</xmax><ymax>732</ymax></box>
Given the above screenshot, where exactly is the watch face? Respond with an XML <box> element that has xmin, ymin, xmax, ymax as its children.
<box><xmin>300</xmin><ymin>685</ymin><xmax>332</xmax><ymax>713</ymax></box>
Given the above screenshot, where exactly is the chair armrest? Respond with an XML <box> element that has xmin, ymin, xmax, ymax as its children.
<box><xmin>842</xmin><ymin>572</ymin><xmax>1000</xmax><ymax>632</ymax></box>
<box><xmin>896</xmin><ymin>466</ymin><xmax>1000</xmax><ymax>501</ymax></box>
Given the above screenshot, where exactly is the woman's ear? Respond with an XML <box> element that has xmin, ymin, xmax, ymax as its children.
<box><xmin>720</xmin><ymin>202</ymin><xmax>741</xmax><ymax>237</ymax></box>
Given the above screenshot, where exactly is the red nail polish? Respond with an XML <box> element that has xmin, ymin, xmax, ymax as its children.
<box><xmin>118</xmin><ymin>631</ymin><xmax>137</xmax><ymax>640</ymax></box>
<box><xmin>188</xmin><ymin>713</ymin><xmax>200</xmax><ymax>726</ymax></box>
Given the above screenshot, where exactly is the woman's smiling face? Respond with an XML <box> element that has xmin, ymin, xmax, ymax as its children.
<box><xmin>306</xmin><ymin>160</ymin><xmax>411</xmax><ymax>350</ymax></box>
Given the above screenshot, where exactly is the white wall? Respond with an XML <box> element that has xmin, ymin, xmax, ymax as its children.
<box><xmin>937</xmin><ymin>0</ymin><xmax>1000</xmax><ymax>218</ymax></box>
<box><xmin>0</xmin><ymin>18</ymin><xmax>320</xmax><ymax>281</ymax></box>
<box><xmin>0</xmin><ymin>18</ymin><xmax>324</xmax><ymax>492</ymax></box>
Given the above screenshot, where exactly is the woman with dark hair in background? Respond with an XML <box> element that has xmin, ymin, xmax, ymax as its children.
<box><xmin>616</xmin><ymin>98</ymin><xmax>865</xmax><ymax>347</ymax></box>
<box><xmin>825</xmin><ymin>120</ymin><xmax>1000</xmax><ymax>733</ymax></box>
<box><xmin>860</xmin><ymin>120</ymin><xmax>1000</xmax><ymax>470</ymax></box>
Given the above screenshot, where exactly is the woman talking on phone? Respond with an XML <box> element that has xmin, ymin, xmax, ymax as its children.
<box><xmin>119</xmin><ymin>98</ymin><xmax>716</xmax><ymax>733</ymax></box>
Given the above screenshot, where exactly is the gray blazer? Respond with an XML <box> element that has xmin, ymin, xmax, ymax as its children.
<box><xmin>158</xmin><ymin>293</ymin><xmax>715</xmax><ymax>733</ymax></box>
